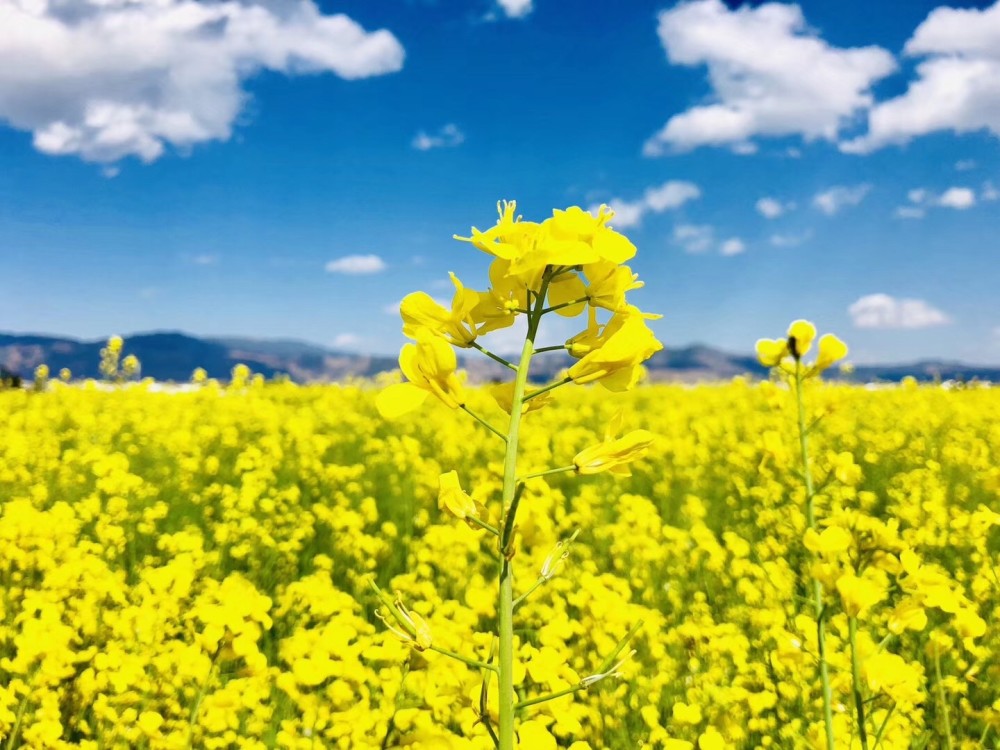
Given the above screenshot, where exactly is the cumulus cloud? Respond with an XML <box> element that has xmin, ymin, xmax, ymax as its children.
<box><xmin>325</xmin><ymin>254</ymin><xmax>387</xmax><ymax>274</ymax></box>
<box><xmin>894</xmin><ymin>206</ymin><xmax>925</xmax><ymax>220</ymax></box>
<box><xmin>898</xmin><ymin>185</ymin><xmax>979</xmax><ymax>216</ymax></box>
<box><xmin>332</xmin><ymin>333</ymin><xmax>361</xmax><ymax>349</ymax></box>
<box><xmin>591</xmin><ymin>180</ymin><xmax>701</xmax><ymax>230</ymax></box>
<box><xmin>844</xmin><ymin>1</ymin><xmax>1000</xmax><ymax>153</ymax></box>
<box><xmin>813</xmin><ymin>184</ymin><xmax>872</xmax><ymax>215</ymax></box>
<box><xmin>673</xmin><ymin>224</ymin><xmax>715</xmax><ymax>254</ymax></box>
<box><xmin>937</xmin><ymin>187</ymin><xmax>976</xmax><ymax>209</ymax></box>
<box><xmin>644</xmin><ymin>0</ymin><xmax>895</xmax><ymax>154</ymax></box>
<box><xmin>674</xmin><ymin>224</ymin><xmax>744</xmax><ymax>256</ymax></box>
<box><xmin>720</xmin><ymin>237</ymin><xmax>746</xmax><ymax>256</ymax></box>
<box><xmin>769</xmin><ymin>230</ymin><xmax>811</xmax><ymax>247</ymax></box>
<box><xmin>848</xmin><ymin>294</ymin><xmax>951</xmax><ymax>329</ymax></box>
<box><xmin>0</xmin><ymin>0</ymin><xmax>404</xmax><ymax>164</ymax></box>
<box><xmin>412</xmin><ymin>123</ymin><xmax>465</xmax><ymax>151</ymax></box>
<box><xmin>495</xmin><ymin>0</ymin><xmax>532</xmax><ymax>18</ymax></box>
<box><xmin>755</xmin><ymin>197</ymin><xmax>793</xmax><ymax>219</ymax></box>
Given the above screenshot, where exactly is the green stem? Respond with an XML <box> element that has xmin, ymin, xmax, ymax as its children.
<box><xmin>513</xmin><ymin>577</ymin><xmax>546</xmax><ymax>609</ymax></box>
<box><xmin>518</xmin><ymin>465</ymin><xmax>575</xmax><ymax>482</ymax></box>
<box><xmin>497</xmin><ymin>269</ymin><xmax>552</xmax><ymax>750</ymax></box>
<box><xmin>466</xmin><ymin>515</ymin><xmax>500</xmax><ymax>536</ymax></box>
<box><xmin>872</xmin><ymin>703</ymin><xmax>895</xmax><ymax>749</ymax></box>
<box><xmin>430</xmin><ymin>645</ymin><xmax>499</xmax><ymax>673</ymax></box>
<box><xmin>933</xmin><ymin>643</ymin><xmax>954</xmax><ymax>750</ymax></box>
<box><xmin>515</xmin><ymin>620</ymin><xmax>642</xmax><ymax>711</ymax></box>
<box><xmin>462</xmin><ymin>405</ymin><xmax>508</xmax><ymax>442</ymax></box>
<box><xmin>187</xmin><ymin>650</ymin><xmax>219</xmax><ymax>749</ymax></box>
<box><xmin>522</xmin><ymin>376</ymin><xmax>572</xmax><ymax>402</ymax></box>
<box><xmin>516</xmin><ymin>683</ymin><xmax>585</xmax><ymax>710</ymax></box>
<box><xmin>849</xmin><ymin>617</ymin><xmax>870</xmax><ymax>750</ymax></box>
<box><xmin>5</xmin><ymin>690</ymin><xmax>30</xmax><ymax>750</ymax></box>
<box><xmin>532</xmin><ymin>345</ymin><xmax>568</xmax><ymax>354</ymax></box>
<box><xmin>796</xmin><ymin>362</ymin><xmax>836</xmax><ymax>750</ymax></box>
<box><xmin>541</xmin><ymin>296</ymin><xmax>589</xmax><ymax>314</ymax></box>
<box><xmin>471</xmin><ymin>341</ymin><xmax>518</xmax><ymax>372</ymax></box>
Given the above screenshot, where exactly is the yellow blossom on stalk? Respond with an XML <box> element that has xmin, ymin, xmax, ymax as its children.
<box><xmin>863</xmin><ymin>652</ymin><xmax>924</xmax><ymax>705</ymax></box>
<box><xmin>756</xmin><ymin>319</ymin><xmax>848</xmax><ymax>378</ymax></box>
<box><xmin>471</xmin><ymin>259</ymin><xmax>530</xmax><ymax>334</ymax></box>
<box><xmin>813</xmin><ymin>334</ymin><xmax>849</xmax><ymax>374</ymax></box>
<box><xmin>887</xmin><ymin>599</ymin><xmax>929</xmax><ymax>634</ymax></box>
<box><xmin>376</xmin><ymin>330</ymin><xmax>465</xmax><ymax>418</ymax></box>
<box><xmin>400</xmin><ymin>272</ymin><xmax>480</xmax><ymax>347</ymax></box>
<box><xmin>836</xmin><ymin>573</ymin><xmax>887</xmax><ymax>617</ymax></box>
<box><xmin>786</xmin><ymin>319</ymin><xmax>816</xmax><ymax>358</ymax></box>
<box><xmin>437</xmin><ymin>471</ymin><xmax>482</xmax><ymax>525</ymax></box>
<box><xmin>454</xmin><ymin>200</ymin><xmax>539</xmax><ymax>262</ymax></box>
<box><xmin>567</xmin><ymin>307</ymin><xmax>663</xmax><ymax>391</ymax></box>
<box><xmin>803</xmin><ymin>526</ymin><xmax>853</xmax><ymax>556</ymax></box>
<box><xmin>573</xmin><ymin>412</ymin><xmax>655</xmax><ymax>476</ymax></box>
<box><xmin>59</xmin><ymin>367</ymin><xmax>71</xmax><ymax>382</ymax></box>
<box><xmin>584</xmin><ymin>261</ymin><xmax>643</xmax><ymax>312</ymax></box>
<box><xmin>672</xmin><ymin>702</ymin><xmax>703</xmax><ymax>725</ymax></box>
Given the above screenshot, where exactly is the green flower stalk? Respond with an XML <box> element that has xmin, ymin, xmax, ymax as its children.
<box><xmin>375</xmin><ymin>202</ymin><xmax>661</xmax><ymax>749</ymax></box>
<box><xmin>756</xmin><ymin>319</ymin><xmax>849</xmax><ymax>750</ymax></box>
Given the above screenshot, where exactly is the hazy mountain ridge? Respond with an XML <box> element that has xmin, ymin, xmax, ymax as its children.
<box><xmin>0</xmin><ymin>331</ymin><xmax>997</xmax><ymax>383</ymax></box>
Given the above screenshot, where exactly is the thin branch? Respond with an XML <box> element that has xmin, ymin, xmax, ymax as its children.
<box><xmin>471</xmin><ymin>341</ymin><xmax>518</xmax><ymax>372</ymax></box>
<box><xmin>517</xmin><ymin>466</ymin><xmax>575</xmax><ymax>482</ymax></box>
<box><xmin>541</xmin><ymin>297</ymin><xmax>589</xmax><ymax>315</ymax></box>
<box><xmin>523</xmin><ymin>376</ymin><xmax>572</xmax><ymax>402</ymax></box>
<box><xmin>461</xmin><ymin>405</ymin><xmax>507</xmax><ymax>442</ymax></box>
<box><xmin>429</xmin><ymin>645</ymin><xmax>499</xmax><ymax>673</ymax></box>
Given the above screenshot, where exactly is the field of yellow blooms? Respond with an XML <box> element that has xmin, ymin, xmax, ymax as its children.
<box><xmin>1</xmin><ymin>378</ymin><xmax>998</xmax><ymax>749</ymax></box>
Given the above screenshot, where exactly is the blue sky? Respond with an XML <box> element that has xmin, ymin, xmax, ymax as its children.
<box><xmin>1</xmin><ymin>0</ymin><xmax>999</xmax><ymax>364</ymax></box>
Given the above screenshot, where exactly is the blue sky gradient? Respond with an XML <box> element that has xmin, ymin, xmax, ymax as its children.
<box><xmin>1</xmin><ymin>0</ymin><xmax>998</xmax><ymax>363</ymax></box>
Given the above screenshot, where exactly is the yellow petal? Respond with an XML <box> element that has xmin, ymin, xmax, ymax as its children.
<box><xmin>375</xmin><ymin>383</ymin><xmax>428</xmax><ymax>419</ymax></box>
<box><xmin>786</xmin><ymin>319</ymin><xmax>816</xmax><ymax>358</ymax></box>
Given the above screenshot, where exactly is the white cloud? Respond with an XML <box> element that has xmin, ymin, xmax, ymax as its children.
<box><xmin>813</xmin><ymin>184</ymin><xmax>872</xmax><ymax>215</ymax></box>
<box><xmin>673</xmin><ymin>224</ymin><xmax>715</xmax><ymax>254</ymax></box>
<box><xmin>412</xmin><ymin>123</ymin><xmax>465</xmax><ymax>151</ymax></box>
<box><xmin>0</xmin><ymin>0</ymin><xmax>404</xmax><ymax>164</ymax></box>
<box><xmin>673</xmin><ymin>224</ymin><xmax>743</xmax><ymax>255</ymax></box>
<box><xmin>720</xmin><ymin>237</ymin><xmax>746</xmax><ymax>256</ymax></box>
<box><xmin>644</xmin><ymin>0</ymin><xmax>895</xmax><ymax>154</ymax></box>
<box><xmin>982</xmin><ymin>181</ymin><xmax>1000</xmax><ymax>201</ymax></box>
<box><xmin>325</xmin><ymin>254</ymin><xmax>387</xmax><ymax>275</ymax></box>
<box><xmin>903</xmin><ymin>185</ymin><xmax>977</xmax><ymax>213</ymax></box>
<box><xmin>496</xmin><ymin>0</ymin><xmax>532</xmax><ymax>19</ymax></box>
<box><xmin>769</xmin><ymin>230</ymin><xmax>811</xmax><ymax>247</ymax></box>
<box><xmin>955</xmin><ymin>159</ymin><xmax>977</xmax><ymax>171</ymax></box>
<box><xmin>844</xmin><ymin>2</ymin><xmax>1000</xmax><ymax>153</ymax></box>
<box><xmin>755</xmin><ymin>197</ymin><xmax>793</xmax><ymax>219</ymax></box>
<box><xmin>848</xmin><ymin>293</ymin><xmax>951</xmax><ymax>329</ymax></box>
<box><xmin>591</xmin><ymin>180</ymin><xmax>701</xmax><ymax>230</ymax></box>
<box><xmin>937</xmin><ymin>186</ymin><xmax>976</xmax><ymax>210</ymax></box>
<box><xmin>192</xmin><ymin>254</ymin><xmax>219</xmax><ymax>266</ymax></box>
<box><xmin>332</xmin><ymin>333</ymin><xmax>361</xmax><ymax>349</ymax></box>
<box><xmin>894</xmin><ymin>206</ymin><xmax>925</xmax><ymax>220</ymax></box>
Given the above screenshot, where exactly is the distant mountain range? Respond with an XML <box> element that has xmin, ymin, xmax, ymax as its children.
<box><xmin>1</xmin><ymin>331</ymin><xmax>998</xmax><ymax>384</ymax></box>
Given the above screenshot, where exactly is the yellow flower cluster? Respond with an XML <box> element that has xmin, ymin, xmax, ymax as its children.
<box><xmin>0</xmin><ymin>376</ymin><xmax>997</xmax><ymax>747</ymax></box>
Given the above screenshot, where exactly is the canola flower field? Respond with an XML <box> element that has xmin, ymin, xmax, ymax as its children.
<box><xmin>1</xmin><ymin>377</ymin><xmax>998</xmax><ymax>749</ymax></box>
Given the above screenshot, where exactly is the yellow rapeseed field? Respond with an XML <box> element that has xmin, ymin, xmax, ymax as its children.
<box><xmin>1</xmin><ymin>377</ymin><xmax>998</xmax><ymax>749</ymax></box>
